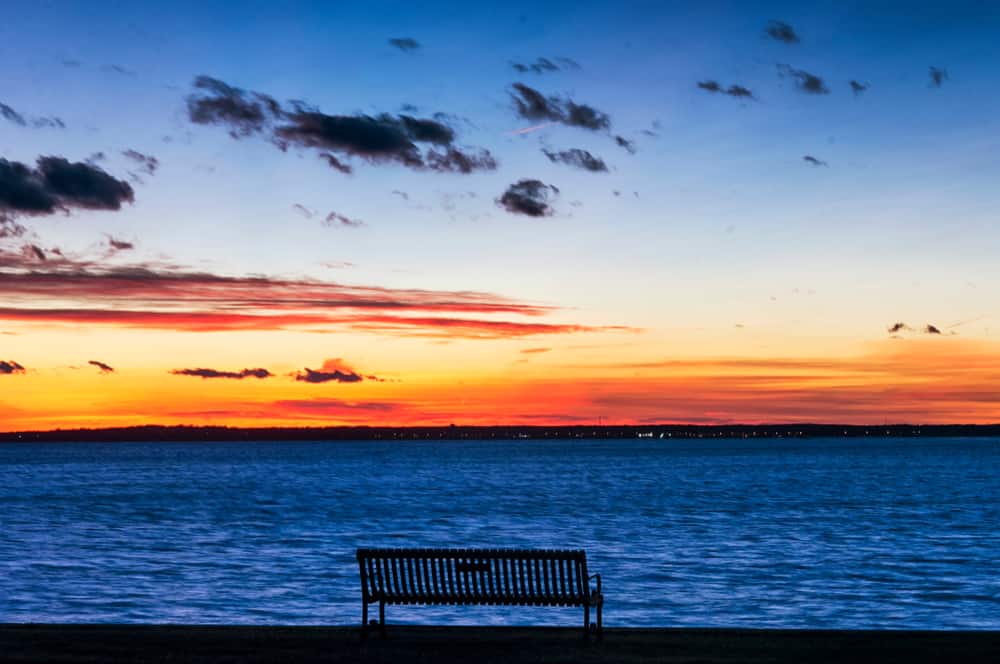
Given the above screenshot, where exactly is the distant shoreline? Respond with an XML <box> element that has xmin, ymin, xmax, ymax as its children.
<box><xmin>3</xmin><ymin>423</ymin><xmax>1000</xmax><ymax>443</ymax></box>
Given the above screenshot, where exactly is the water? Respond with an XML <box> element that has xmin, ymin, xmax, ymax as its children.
<box><xmin>1</xmin><ymin>437</ymin><xmax>998</xmax><ymax>628</ymax></box>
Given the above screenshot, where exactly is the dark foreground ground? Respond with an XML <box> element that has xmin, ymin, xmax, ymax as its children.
<box><xmin>2</xmin><ymin>625</ymin><xmax>999</xmax><ymax>663</ymax></box>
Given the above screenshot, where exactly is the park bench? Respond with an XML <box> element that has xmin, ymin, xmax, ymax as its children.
<box><xmin>356</xmin><ymin>548</ymin><xmax>603</xmax><ymax>639</ymax></box>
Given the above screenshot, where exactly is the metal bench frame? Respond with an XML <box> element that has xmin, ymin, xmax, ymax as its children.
<box><xmin>356</xmin><ymin>548</ymin><xmax>603</xmax><ymax>639</ymax></box>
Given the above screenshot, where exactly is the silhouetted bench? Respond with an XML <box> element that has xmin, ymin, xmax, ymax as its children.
<box><xmin>356</xmin><ymin>548</ymin><xmax>603</xmax><ymax>639</ymax></box>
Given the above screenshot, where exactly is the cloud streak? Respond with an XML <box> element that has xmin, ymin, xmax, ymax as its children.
<box><xmin>0</xmin><ymin>251</ymin><xmax>630</xmax><ymax>338</ymax></box>
<box><xmin>509</xmin><ymin>83</ymin><xmax>610</xmax><ymax>131</ymax></box>
<box><xmin>171</xmin><ymin>367</ymin><xmax>273</xmax><ymax>379</ymax></box>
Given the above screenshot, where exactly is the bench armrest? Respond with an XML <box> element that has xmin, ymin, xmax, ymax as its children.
<box><xmin>588</xmin><ymin>573</ymin><xmax>602</xmax><ymax>602</ymax></box>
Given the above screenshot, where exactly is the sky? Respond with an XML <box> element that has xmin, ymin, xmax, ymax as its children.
<box><xmin>2</xmin><ymin>0</ymin><xmax>1000</xmax><ymax>430</ymax></box>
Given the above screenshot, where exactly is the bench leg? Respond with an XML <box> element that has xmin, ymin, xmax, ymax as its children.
<box><xmin>361</xmin><ymin>601</ymin><xmax>368</xmax><ymax>640</ymax></box>
<box><xmin>583</xmin><ymin>604</ymin><xmax>590</xmax><ymax>640</ymax></box>
<box><xmin>597</xmin><ymin>600</ymin><xmax>603</xmax><ymax>641</ymax></box>
<box><xmin>379</xmin><ymin>600</ymin><xmax>386</xmax><ymax>638</ymax></box>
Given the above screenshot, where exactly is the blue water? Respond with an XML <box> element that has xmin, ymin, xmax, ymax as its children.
<box><xmin>1</xmin><ymin>437</ymin><xmax>998</xmax><ymax>628</ymax></box>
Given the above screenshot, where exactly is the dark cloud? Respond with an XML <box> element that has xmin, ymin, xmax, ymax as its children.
<box><xmin>542</xmin><ymin>148</ymin><xmax>608</xmax><ymax>172</ymax></box>
<box><xmin>318</xmin><ymin>152</ymin><xmax>353</xmax><ymax>174</ymax></box>
<box><xmin>171</xmin><ymin>367</ymin><xmax>273</xmax><ymax>379</ymax></box>
<box><xmin>765</xmin><ymin>20</ymin><xmax>800</xmax><ymax>44</ymax></box>
<box><xmin>510</xmin><ymin>57</ymin><xmax>579</xmax><ymax>74</ymax></box>
<box><xmin>425</xmin><ymin>147</ymin><xmax>498</xmax><ymax>173</ymax></box>
<box><xmin>294</xmin><ymin>359</ymin><xmax>371</xmax><ymax>384</ymax></box>
<box><xmin>187</xmin><ymin>75</ymin><xmax>282</xmax><ymax>138</ymax></box>
<box><xmin>88</xmin><ymin>360</ymin><xmax>115</xmax><ymax>373</ymax></box>
<box><xmin>1</xmin><ymin>103</ymin><xmax>26</xmax><ymax>126</ymax></box>
<box><xmin>696</xmin><ymin>81</ymin><xmax>755</xmax><ymax>99</ymax></box>
<box><xmin>614</xmin><ymin>135</ymin><xmax>636</xmax><ymax>154</ymax></box>
<box><xmin>292</xmin><ymin>203</ymin><xmax>315</xmax><ymax>219</ymax></box>
<box><xmin>122</xmin><ymin>150</ymin><xmax>159</xmax><ymax>175</ymax></box>
<box><xmin>726</xmin><ymin>85</ymin><xmax>754</xmax><ymax>99</ymax></box>
<box><xmin>497</xmin><ymin>179</ymin><xmax>559</xmax><ymax>217</ymax></box>
<box><xmin>323</xmin><ymin>212</ymin><xmax>365</xmax><ymax>228</ymax></box>
<box><xmin>24</xmin><ymin>244</ymin><xmax>47</xmax><ymax>262</ymax></box>
<box><xmin>188</xmin><ymin>76</ymin><xmax>496</xmax><ymax>174</ymax></box>
<box><xmin>850</xmin><ymin>80</ymin><xmax>870</xmax><ymax>96</ymax></box>
<box><xmin>1</xmin><ymin>102</ymin><xmax>65</xmax><ymax>129</ymax></box>
<box><xmin>0</xmin><ymin>360</ymin><xmax>25</xmax><ymax>374</ymax></box>
<box><xmin>0</xmin><ymin>157</ymin><xmax>134</xmax><ymax>218</ymax></box>
<box><xmin>509</xmin><ymin>83</ymin><xmax>610</xmax><ymax>131</ymax></box>
<box><xmin>388</xmin><ymin>38</ymin><xmax>420</xmax><ymax>52</ymax></box>
<box><xmin>929</xmin><ymin>67</ymin><xmax>949</xmax><ymax>88</ymax></box>
<box><xmin>61</xmin><ymin>59</ymin><xmax>82</xmax><ymax>67</ymax></box>
<box><xmin>0</xmin><ymin>218</ymin><xmax>27</xmax><ymax>238</ymax></box>
<box><xmin>103</xmin><ymin>64</ymin><xmax>136</xmax><ymax>76</ymax></box>
<box><xmin>803</xmin><ymin>155</ymin><xmax>828</xmax><ymax>167</ymax></box>
<box><xmin>888</xmin><ymin>322</ymin><xmax>911</xmax><ymax>333</ymax></box>
<box><xmin>106</xmin><ymin>235</ymin><xmax>134</xmax><ymax>252</ymax></box>
<box><xmin>925</xmin><ymin>324</ymin><xmax>942</xmax><ymax>335</ymax></box>
<box><xmin>777</xmin><ymin>65</ymin><xmax>829</xmax><ymax>94</ymax></box>
<box><xmin>520</xmin><ymin>347</ymin><xmax>551</xmax><ymax>354</ymax></box>
<box><xmin>391</xmin><ymin>190</ymin><xmax>409</xmax><ymax>200</ymax></box>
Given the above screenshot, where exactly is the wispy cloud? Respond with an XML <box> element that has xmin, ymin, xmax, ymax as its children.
<box><xmin>171</xmin><ymin>367</ymin><xmax>272</xmax><ymax>379</ymax></box>
<box><xmin>764</xmin><ymin>20</ymin><xmax>800</xmax><ymax>44</ymax></box>
<box><xmin>777</xmin><ymin>64</ymin><xmax>829</xmax><ymax>94</ymax></box>
<box><xmin>388</xmin><ymin>37</ymin><xmax>420</xmax><ymax>52</ymax></box>
<box><xmin>88</xmin><ymin>360</ymin><xmax>115</xmax><ymax>374</ymax></box>
<box><xmin>542</xmin><ymin>148</ymin><xmax>608</xmax><ymax>172</ymax></box>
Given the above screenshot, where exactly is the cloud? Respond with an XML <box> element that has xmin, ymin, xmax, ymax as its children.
<box><xmin>294</xmin><ymin>358</ymin><xmax>366</xmax><ymax>383</ymax></box>
<box><xmin>888</xmin><ymin>322</ymin><xmax>911</xmax><ymax>333</ymax></box>
<box><xmin>521</xmin><ymin>347</ymin><xmax>551</xmax><ymax>354</ymax></box>
<box><xmin>0</xmin><ymin>157</ymin><xmax>134</xmax><ymax>219</ymax></box>
<box><xmin>318</xmin><ymin>152</ymin><xmax>353</xmax><ymax>174</ymax></box>
<box><xmin>88</xmin><ymin>360</ymin><xmax>115</xmax><ymax>373</ymax></box>
<box><xmin>0</xmin><ymin>250</ymin><xmax>636</xmax><ymax>338</ymax></box>
<box><xmin>510</xmin><ymin>57</ymin><xmax>579</xmax><ymax>74</ymax></box>
<box><xmin>765</xmin><ymin>20</ymin><xmax>800</xmax><ymax>44</ymax></box>
<box><xmin>105</xmin><ymin>235</ymin><xmax>134</xmax><ymax>253</ymax></box>
<box><xmin>850</xmin><ymin>80</ymin><xmax>870</xmax><ymax>96</ymax></box>
<box><xmin>188</xmin><ymin>76</ymin><xmax>497</xmax><ymax>174</ymax></box>
<box><xmin>777</xmin><ymin>65</ymin><xmax>829</xmax><ymax>94</ymax></box>
<box><xmin>272</xmin><ymin>398</ymin><xmax>402</xmax><ymax>414</ymax></box>
<box><xmin>614</xmin><ymin>135</ymin><xmax>636</xmax><ymax>154</ymax></box>
<box><xmin>1</xmin><ymin>103</ymin><xmax>26</xmax><ymax>126</ymax></box>
<box><xmin>497</xmin><ymin>179</ymin><xmax>559</xmax><ymax>217</ymax></box>
<box><xmin>388</xmin><ymin>38</ymin><xmax>420</xmax><ymax>52</ymax></box>
<box><xmin>103</xmin><ymin>64</ymin><xmax>136</xmax><ymax>76</ymax></box>
<box><xmin>1</xmin><ymin>102</ymin><xmax>65</xmax><ymax>129</ymax></box>
<box><xmin>0</xmin><ymin>360</ymin><xmax>25</xmax><ymax>374</ymax></box>
<box><xmin>187</xmin><ymin>75</ymin><xmax>282</xmax><ymax>137</ymax></box>
<box><xmin>929</xmin><ymin>67</ymin><xmax>949</xmax><ymax>88</ymax></box>
<box><xmin>803</xmin><ymin>155</ymin><xmax>828</xmax><ymax>167</ymax></box>
<box><xmin>509</xmin><ymin>83</ymin><xmax>610</xmax><ymax>131</ymax></box>
<box><xmin>542</xmin><ymin>148</ymin><xmax>608</xmax><ymax>172</ymax></box>
<box><xmin>22</xmin><ymin>244</ymin><xmax>47</xmax><ymax>262</ymax></box>
<box><xmin>122</xmin><ymin>150</ymin><xmax>159</xmax><ymax>175</ymax></box>
<box><xmin>696</xmin><ymin>81</ymin><xmax>755</xmax><ymax>99</ymax></box>
<box><xmin>323</xmin><ymin>211</ymin><xmax>365</xmax><ymax>228</ymax></box>
<box><xmin>171</xmin><ymin>367</ymin><xmax>273</xmax><ymax>379</ymax></box>
<box><xmin>925</xmin><ymin>324</ymin><xmax>942</xmax><ymax>335</ymax></box>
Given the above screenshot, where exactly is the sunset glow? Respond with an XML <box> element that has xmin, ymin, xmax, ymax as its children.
<box><xmin>3</xmin><ymin>2</ymin><xmax>1000</xmax><ymax>431</ymax></box>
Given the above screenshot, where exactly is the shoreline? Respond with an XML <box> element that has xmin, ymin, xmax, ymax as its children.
<box><xmin>4</xmin><ymin>423</ymin><xmax>1000</xmax><ymax>443</ymax></box>
<box><xmin>2</xmin><ymin>625</ymin><xmax>999</xmax><ymax>663</ymax></box>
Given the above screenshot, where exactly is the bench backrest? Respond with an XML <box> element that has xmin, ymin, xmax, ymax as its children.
<box><xmin>357</xmin><ymin>548</ymin><xmax>591</xmax><ymax>606</ymax></box>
